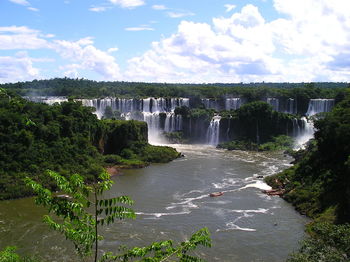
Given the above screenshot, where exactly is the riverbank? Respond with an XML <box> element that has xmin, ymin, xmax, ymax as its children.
<box><xmin>0</xmin><ymin>144</ymin><xmax>308</xmax><ymax>262</ymax></box>
<box><xmin>0</xmin><ymin>90</ymin><xmax>180</xmax><ymax>200</ymax></box>
<box><xmin>263</xmin><ymin>92</ymin><xmax>350</xmax><ymax>261</ymax></box>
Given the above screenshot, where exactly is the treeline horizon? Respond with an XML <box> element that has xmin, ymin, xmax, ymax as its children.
<box><xmin>1</xmin><ymin>77</ymin><xmax>348</xmax><ymax>99</ymax></box>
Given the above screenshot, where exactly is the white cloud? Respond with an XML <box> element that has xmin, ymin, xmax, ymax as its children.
<box><xmin>109</xmin><ymin>0</ymin><xmax>144</xmax><ymax>9</ymax></box>
<box><xmin>167</xmin><ymin>11</ymin><xmax>195</xmax><ymax>18</ymax></box>
<box><xmin>9</xmin><ymin>0</ymin><xmax>30</xmax><ymax>6</ymax></box>
<box><xmin>89</xmin><ymin>6</ymin><xmax>109</xmax><ymax>12</ymax></box>
<box><xmin>0</xmin><ymin>26</ymin><xmax>49</xmax><ymax>50</ymax></box>
<box><xmin>60</xmin><ymin>64</ymin><xmax>81</xmax><ymax>78</ymax></box>
<box><xmin>0</xmin><ymin>26</ymin><xmax>37</xmax><ymax>34</ymax></box>
<box><xmin>0</xmin><ymin>52</ymin><xmax>39</xmax><ymax>83</ymax></box>
<box><xmin>107</xmin><ymin>47</ymin><xmax>119</xmax><ymax>53</ymax></box>
<box><xmin>224</xmin><ymin>4</ymin><xmax>236</xmax><ymax>13</ymax></box>
<box><xmin>27</xmin><ymin>7</ymin><xmax>39</xmax><ymax>11</ymax></box>
<box><xmin>9</xmin><ymin>0</ymin><xmax>39</xmax><ymax>12</ymax></box>
<box><xmin>125</xmin><ymin>1</ymin><xmax>350</xmax><ymax>82</ymax></box>
<box><xmin>0</xmin><ymin>26</ymin><xmax>121</xmax><ymax>82</ymax></box>
<box><xmin>42</xmin><ymin>33</ymin><xmax>55</xmax><ymax>38</ymax></box>
<box><xmin>125</xmin><ymin>26</ymin><xmax>154</xmax><ymax>31</ymax></box>
<box><xmin>152</xmin><ymin>5</ymin><xmax>167</xmax><ymax>10</ymax></box>
<box><xmin>53</xmin><ymin>38</ymin><xmax>121</xmax><ymax>80</ymax></box>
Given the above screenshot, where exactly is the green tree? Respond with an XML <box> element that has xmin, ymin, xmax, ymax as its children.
<box><xmin>288</xmin><ymin>223</ymin><xmax>350</xmax><ymax>262</ymax></box>
<box><xmin>25</xmin><ymin>170</ymin><xmax>211</xmax><ymax>262</ymax></box>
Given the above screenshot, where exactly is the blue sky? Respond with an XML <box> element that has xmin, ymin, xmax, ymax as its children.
<box><xmin>1</xmin><ymin>0</ymin><xmax>350</xmax><ymax>83</ymax></box>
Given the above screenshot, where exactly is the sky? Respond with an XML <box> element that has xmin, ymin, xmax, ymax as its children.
<box><xmin>0</xmin><ymin>0</ymin><xmax>350</xmax><ymax>83</ymax></box>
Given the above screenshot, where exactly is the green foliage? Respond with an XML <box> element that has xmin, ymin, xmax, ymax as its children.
<box><xmin>101</xmin><ymin>227</ymin><xmax>211</xmax><ymax>262</ymax></box>
<box><xmin>218</xmin><ymin>135</ymin><xmax>294</xmax><ymax>152</ymax></box>
<box><xmin>0</xmin><ymin>247</ymin><xmax>21</xmax><ymax>262</ymax></box>
<box><xmin>103</xmin><ymin>107</ymin><xmax>124</xmax><ymax>120</ymax></box>
<box><xmin>140</xmin><ymin>145</ymin><xmax>180</xmax><ymax>163</ymax></box>
<box><xmin>102</xmin><ymin>120</ymin><xmax>148</xmax><ymax>155</ymax></box>
<box><xmin>103</xmin><ymin>155</ymin><xmax>124</xmax><ymax>165</ymax></box>
<box><xmin>217</xmin><ymin>140</ymin><xmax>259</xmax><ymax>151</ymax></box>
<box><xmin>0</xmin><ymin>246</ymin><xmax>39</xmax><ymax>262</ymax></box>
<box><xmin>189</xmin><ymin>109</ymin><xmax>214</xmax><ymax>120</ymax></box>
<box><xmin>26</xmin><ymin>171</ymin><xmax>210</xmax><ymax>262</ymax></box>
<box><xmin>0</xmin><ymin>91</ymin><xmax>179</xmax><ymax>199</ymax></box>
<box><xmin>0</xmin><ymin>91</ymin><xmax>104</xmax><ymax>200</ymax></box>
<box><xmin>258</xmin><ymin>135</ymin><xmax>294</xmax><ymax>151</ymax></box>
<box><xmin>265</xmin><ymin>90</ymin><xmax>350</xmax><ymax>223</ymax></box>
<box><xmin>1</xmin><ymin>78</ymin><xmax>347</xmax><ymax>99</ymax></box>
<box><xmin>288</xmin><ymin>223</ymin><xmax>350</xmax><ymax>262</ymax></box>
<box><xmin>163</xmin><ymin>132</ymin><xmax>186</xmax><ymax>144</ymax></box>
<box><xmin>102</xmin><ymin>142</ymin><xmax>180</xmax><ymax>168</ymax></box>
<box><xmin>26</xmin><ymin>170</ymin><xmax>136</xmax><ymax>260</ymax></box>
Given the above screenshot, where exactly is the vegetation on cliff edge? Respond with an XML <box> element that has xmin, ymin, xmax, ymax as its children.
<box><xmin>0</xmin><ymin>89</ymin><xmax>179</xmax><ymax>200</ymax></box>
<box><xmin>264</xmin><ymin>90</ymin><xmax>350</xmax><ymax>261</ymax></box>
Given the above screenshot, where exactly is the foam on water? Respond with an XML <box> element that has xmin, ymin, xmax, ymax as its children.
<box><xmin>212</xmin><ymin>178</ymin><xmax>237</xmax><ymax>189</ymax></box>
<box><xmin>136</xmin><ymin>211</ymin><xmax>191</xmax><ymax>219</ymax></box>
<box><xmin>240</xmin><ymin>181</ymin><xmax>272</xmax><ymax>191</ymax></box>
<box><xmin>221</xmin><ymin>223</ymin><xmax>257</xmax><ymax>232</ymax></box>
<box><xmin>230</xmin><ymin>208</ymin><xmax>269</xmax><ymax>214</ymax></box>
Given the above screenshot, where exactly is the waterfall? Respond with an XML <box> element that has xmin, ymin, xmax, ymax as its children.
<box><xmin>78</xmin><ymin>97</ymin><xmax>188</xmax><ymax>143</ymax></box>
<box><xmin>201</xmin><ymin>98</ymin><xmax>219</xmax><ymax>110</ymax></box>
<box><xmin>294</xmin><ymin>117</ymin><xmax>315</xmax><ymax>149</ymax></box>
<box><xmin>292</xmin><ymin>118</ymin><xmax>301</xmax><ymax>137</ymax></box>
<box><xmin>306</xmin><ymin>99</ymin><xmax>334</xmax><ymax>116</ymax></box>
<box><xmin>25</xmin><ymin>96</ymin><xmax>68</xmax><ymax>105</ymax></box>
<box><xmin>207</xmin><ymin>115</ymin><xmax>221</xmax><ymax>146</ymax></box>
<box><xmin>267</xmin><ymin>98</ymin><xmax>279</xmax><ymax>111</ymax></box>
<box><xmin>285</xmin><ymin>98</ymin><xmax>297</xmax><ymax>114</ymax></box>
<box><xmin>225</xmin><ymin>98</ymin><xmax>241</xmax><ymax>110</ymax></box>
<box><xmin>142</xmin><ymin>98</ymin><xmax>151</xmax><ymax>113</ymax></box>
<box><xmin>164</xmin><ymin>113</ymin><xmax>182</xmax><ymax>132</ymax></box>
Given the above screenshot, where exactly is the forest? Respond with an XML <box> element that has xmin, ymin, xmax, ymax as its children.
<box><xmin>1</xmin><ymin>81</ymin><xmax>350</xmax><ymax>261</ymax></box>
<box><xmin>0</xmin><ymin>88</ymin><xmax>179</xmax><ymax>200</ymax></box>
<box><xmin>0</xmin><ymin>78</ymin><xmax>348</xmax><ymax>99</ymax></box>
<box><xmin>265</xmin><ymin>90</ymin><xmax>350</xmax><ymax>261</ymax></box>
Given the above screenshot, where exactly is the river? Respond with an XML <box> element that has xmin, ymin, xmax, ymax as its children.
<box><xmin>0</xmin><ymin>145</ymin><xmax>308</xmax><ymax>261</ymax></box>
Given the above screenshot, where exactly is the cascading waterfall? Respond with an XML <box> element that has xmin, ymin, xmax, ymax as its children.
<box><xmin>207</xmin><ymin>115</ymin><xmax>221</xmax><ymax>146</ymax></box>
<box><xmin>225</xmin><ymin>98</ymin><xmax>241</xmax><ymax>110</ymax></box>
<box><xmin>295</xmin><ymin>98</ymin><xmax>335</xmax><ymax>148</ymax></box>
<box><xmin>285</xmin><ymin>98</ymin><xmax>297</xmax><ymax>114</ymax></box>
<box><xmin>25</xmin><ymin>96</ymin><xmax>68</xmax><ymax>105</ymax></box>
<box><xmin>164</xmin><ymin>114</ymin><xmax>183</xmax><ymax>132</ymax></box>
<box><xmin>267</xmin><ymin>98</ymin><xmax>279</xmax><ymax>111</ymax></box>
<box><xmin>306</xmin><ymin>99</ymin><xmax>334</xmax><ymax>116</ymax></box>
<box><xmin>295</xmin><ymin>117</ymin><xmax>315</xmax><ymax>149</ymax></box>
<box><xmin>292</xmin><ymin>118</ymin><xmax>301</xmax><ymax>137</ymax></box>
<box><xmin>25</xmin><ymin>96</ymin><xmax>335</xmax><ymax>146</ymax></box>
<box><xmin>77</xmin><ymin>97</ymin><xmax>190</xmax><ymax>143</ymax></box>
<box><xmin>201</xmin><ymin>98</ymin><xmax>220</xmax><ymax>110</ymax></box>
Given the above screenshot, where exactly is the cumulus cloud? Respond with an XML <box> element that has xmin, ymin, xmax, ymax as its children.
<box><xmin>107</xmin><ymin>47</ymin><xmax>119</xmax><ymax>53</ymax></box>
<box><xmin>125</xmin><ymin>0</ymin><xmax>350</xmax><ymax>82</ymax></box>
<box><xmin>224</xmin><ymin>4</ymin><xmax>236</xmax><ymax>12</ymax></box>
<box><xmin>0</xmin><ymin>52</ymin><xmax>39</xmax><ymax>83</ymax></box>
<box><xmin>0</xmin><ymin>26</ymin><xmax>49</xmax><ymax>50</ymax></box>
<box><xmin>53</xmin><ymin>38</ymin><xmax>121</xmax><ymax>80</ymax></box>
<box><xmin>109</xmin><ymin>0</ymin><xmax>144</xmax><ymax>9</ymax></box>
<box><xmin>0</xmin><ymin>26</ymin><xmax>121</xmax><ymax>82</ymax></box>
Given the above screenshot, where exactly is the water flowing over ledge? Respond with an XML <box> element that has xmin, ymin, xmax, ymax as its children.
<box><xmin>25</xmin><ymin>96</ymin><xmax>335</xmax><ymax>147</ymax></box>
